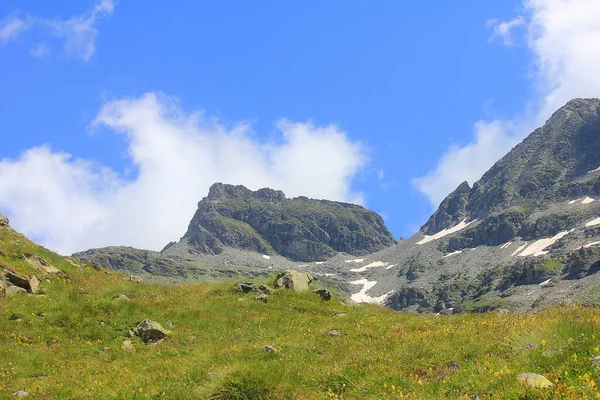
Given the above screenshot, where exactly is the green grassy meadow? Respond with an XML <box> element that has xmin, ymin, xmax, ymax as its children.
<box><xmin>2</xmin><ymin>226</ymin><xmax>600</xmax><ymax>399</ymax></box>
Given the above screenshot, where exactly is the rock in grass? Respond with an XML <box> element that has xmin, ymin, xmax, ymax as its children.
<box><xmin>134</xmin><ymin>319</ymin><xmax>171</xmax><ymax>343</ymax></box>
<box><xmin>12</xmin><ymin>390</ymin><xmax>28</xmax><ymax>397</ymax></box>
<box><xmin>274</xmin><ymin>270</ymin><xmax>313</xmax><ymax>291</ymax></box>
<box><xmin>5</xmin><ymin>271</ymin><xmax>29</xmax><ymax>291</ymax></box>
<box><xmin>0</xmin><ymin>279</ymin><xmax>5</xmax><ymax>298</ymax></box>
<box><xmin>234</xmin><ymin>282</ymin><xmax>274</xmax><ymax>295</ymax></box>
<box><xmin>592</xmin><ymin>355</ymin><xmax>600</xmax><ymax>371</ymax></box>
<box><xmin>116</xmin><ymin>294</ymin><xmax>131</xmax><ymax>301</ymax></box>
<box><xmin>518</xmin><ymin>373</ymin><xmax>553</xmax><ymax>388</ymax></box>
<box><xmin>314</xmin><ymin>288</ymin><xmax>331</xmax><ymax>300</ymax></box>
<box><xmin>127</xmin><ymin>275</ymin><xmax>144</xmax><ymax>283</ymax></box>
<box><xmin>6</xmin><ymin>285</ymin><xmax>27</xmax><ymax>296</ymax></box>
<box><xmin>121</xmin><ymin>339</ymin><xmax>133</xmax><ymax>350</ymax></box>
<box><xmin>254</xmin><ymin>294</ymin><xmax>268</xmax><ymax>303</ymax></box>
<box><xmin>0</xmin><ymin>214</ymin><xmax>9</xmax><ymax>227</ymax></box>
<box><xmin>328</xmin><ymin>330</ymin><xmax>340</xmax><ymax>336</ymax></box>
<box><xmin>28</xmin><ymin>275</ymin><xmax>40</xmax><ymax>294</ymax></box>
<box><xmin>262</xmin><ymin>345</ymin><xmax>279</xmax><ymax>353</ymax></box>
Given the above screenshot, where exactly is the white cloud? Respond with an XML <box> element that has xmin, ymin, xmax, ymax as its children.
<box><xmin>0</xmin><ymin>0</ymin><xmax>114</xmax><ymax>61</ymax></box>
<box><xmin>0</xmin><ymin>92</ymin><xmax>367</xmax><ymax>254</ymax></box>
<box><xmin>415</xmin><ymin>0</ymin><xmax>600</xmax><ymax>206</ymax></box>
<box><xmin>29</xmin><ymin>42</ymin><xmax>50</xmax><ymax>58</ymax></box>
<box><xmin>0</xmin><ymin>15</ymin><xmax>28</xmax><ymax>42</ymax></box>
<box><xmin>487</xmin><ymin>16</ymin><xmax>526</xmax><ymax>45</ymax></box>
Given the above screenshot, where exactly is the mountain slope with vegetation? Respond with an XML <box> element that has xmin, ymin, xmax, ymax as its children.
<box><xmin>3</xmin><ymin>216</ymin><xmax>600</xmax><ymax>399</ymax></box>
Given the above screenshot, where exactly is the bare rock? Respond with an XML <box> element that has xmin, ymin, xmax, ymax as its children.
<box><xmin>6</xmin><ymin>285</ymin><xmax>27</xmax><ymax>296</ymax></box>
<box><xmin>261</xmin><ymin>345</ymin><xmax>279</xmax><ymax>353</ymax></box>
<box><xmin>127</xmin><ymin>275</ymin><xmax>144</xmax><ymax>283</ymax></box>
<box><xmin>5</xmin><ymin>270</ymin><xmax>29</xmax><ymax>290</ymax></box>
<box><xmin>117</xmin><ymin>294</ymin><xmax>131</xmax><ymax>301</ymax></box>
<box><xmin>0</xmin><ymin>214</ymin><xmax>9</xmax><ymax>227</ymax></box>
<box><xmin>328</xmin><ymin>330</ymin><xmax>340</xmax><ymax>336</ymax></box>
<box><xmin>134</xmin><ymin>319</ymin><xmax>171</xmax><ymax>343</ymax></box>
<box><xmin>314</xmin><ymin>288</ymin><xmax>331</xmax><ymax>300</ymax></box>
<box><xmin>28</xmin><ymin>275</ymin><xmax>40</xmax><ymax>294</ymax></box>
<box><xmin>274</xmin><ymin>270</ymin><xmax>313</xmax><ymax>291</ymax></box>
<box><xmin>121</xmin><ymin>339</ymin><xmax>133</xmax><ymax>350</ymax></box>
<box><xmin>254</xmin><ymin>294</ymin><xmax>268</xmax><ymax>303</ymax></box>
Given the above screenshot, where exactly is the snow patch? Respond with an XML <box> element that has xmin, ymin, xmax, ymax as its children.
<box><xmin>539</xmin><ymin>278</ymin><xmax>552</xmax><ymax>287</ymax></box>
<box><xmin>262</xmin><ymin>255</ymin><xmax>271</xmax><ymax>260</ymax></box>
<box><xmin>588</xmin><ymin>166</ymin><xmax>600</xmax><ymax>174</ymax></box>
<box><xmin>581</xmin><ymin>197</ymin><xmax>596</xmax><ymax>205</ymax></box>
<box><xmin>344</xmin><ymin>259</ymin><xmax>365</xmax><ymax>264</ymax></box>
<box><xmin>349</xmin><ymin>279</ymin><xmax>391</xmax><ymax>304</ymax></box>
<box><xmin>350</xmin><ymin>261</ymin><xmax>388</xmax><ymax>272</ymax></box>
<box><xmin>443</xmin><ymin>250</ymin><xmax>463</xmax><ymax>258</ymax></box>
<box><xmin>568</xmin><ymin>199</ymin><xmax>580</xmax><ymax>205</ymax></box>
<box><xmin>500</xmin><ymin>242</ymin><xmax>513</xmax><ymax>249</ymax></box>
<box><xmin>584</xmin><ymin>241</ymin><xmax>600</xmax><ymax>248</ymax></box>
<box><xmin>314</xmin><ymin>262</ymin><xmax>324</xmax><ymax>265</ymax></box>
<box><xmin>416</xmin><ymin>220</ymin><xmax>476</xmax><ymax>245</ymax></box>
<box><xmin>518</xmin><ymin>231</ymin><xmax>571</xmax><ymax>257</ymax></box>
<box><xmin>385</xmin><ymin>264</ymin><xmax>396</xmax><ymax>270</ymax></box>
<box><xmin>585</xmin><ymin>217</ymin><xmax>600</xmax><ymax>227</ymax></box>
<box><xmin>511</xmin><ymin>244</ymin><xmax>528</xmax><ymax>257</ymax></box>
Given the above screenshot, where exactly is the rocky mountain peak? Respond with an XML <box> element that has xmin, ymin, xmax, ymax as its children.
<box><xmin>422</xmin><ymin>98</ymin><xmax>600</xmax><ymax>238</ymax></box>
<box><xmin>167</xmin><ymin>183</ymin><xmax>397</xmax><ymax>262</ymax></box>
<box><xmin>207</xmin><ymin>183</ymin><xmax>286</xmax><ymax>203</ymax></box>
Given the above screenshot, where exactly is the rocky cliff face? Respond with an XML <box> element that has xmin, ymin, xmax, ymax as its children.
<box><xmin>422</xmin><ymin>98</ymin><xmax>600</xmax><ymax>248</ymax></box>
<box><xmin>167</xmin><ymin>183</ymin><xmax>396</xmax><ymax>262</ymax></box>
<box><xmin>322</xmin><ymin>98</ymin><xmax>600</xmax><ymax>313</ymax></box>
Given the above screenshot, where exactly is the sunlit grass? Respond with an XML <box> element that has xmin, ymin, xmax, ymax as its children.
<box><xmin>2</xmin><ymin>227</ymin><xmax>600</xmax><ymax>399</ymax></box>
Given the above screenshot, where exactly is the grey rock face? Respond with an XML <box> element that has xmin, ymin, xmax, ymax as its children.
<box><xmin>423</xmin><ymin>98</ymin><xmax>600</xmax><ymax>247</ymax></box>
<box><xmin>274</xmin><ymin>270</ymin><xmax>313</xmax><ymax>291</ymax></box>
<box><xmin>314</xmin><ymin>288</ymin><xmax>332</xmax><ymax>300</ymax></box>
<box><xmin>174</xmin><ymin>183</ymin><xmax>397</xmax><ymax>262</ymax></box>
<box><xmin>134</xmin><ymin>319</ymin><xmax>171</xmax><ymax>343</ymax></box>
<box><xmin>0</xmin><ymin>214</ymin><xmax>9</xmax><ymax>227</ymax></box>
<box><xmin>234</xmin><ymin>282</ymin><xmax>274</xmax><ymax>295</ymax></box>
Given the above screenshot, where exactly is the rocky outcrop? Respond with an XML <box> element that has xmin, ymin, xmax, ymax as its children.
<box><xmin>134</xmin><ymin>319</ymin><xmax>171</xmax><ymax>343</ymax></box>
<box><xmin>423</xmin><ymin>98</ymin><xmax>600</xmax><ymax>239</ymax></box>
<box><xmin>0</xmin><ymin>214</ymin><xmax>9</xmax><ymax>227</ymax></box>
<box><xmin>173</xmin><ymin>183</ymin><xmax>397</xmax><ymax>262</ymax></box>
<box><xmin>274</xmin><ymin>270</ymin><xmax>313</xmax><ymax>291</ymax></box>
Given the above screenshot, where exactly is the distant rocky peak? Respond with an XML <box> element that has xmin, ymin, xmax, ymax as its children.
<box><xmin>422</xmin><ymin>97</ymin><xmax>600</xmax><ymax>241</ymax></box>
<box><xmin>421</xmin><ymin>181</ymin><xmax>471</xmax><ymax>235</ymax></box>
<box><xmin>207</xmin><ymin>183</ymin><xmax>286</xmax><ymax>203</ymax></box>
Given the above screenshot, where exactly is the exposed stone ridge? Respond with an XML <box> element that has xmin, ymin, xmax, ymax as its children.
<box><xmin>422</xmin><ymin>98</ymin><xmax>600</xmax><ymax>241</ymax></box>
<box><xmin>171</xmin><ymin>183</ymin><xmax>397</xmax><ymax>262</ymax></box>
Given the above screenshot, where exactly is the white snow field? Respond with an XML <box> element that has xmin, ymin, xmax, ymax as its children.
<box><xmin>581</xmin><ymin>197</ymin><xmax>596</xmax><ymax>205</ymax></box>
<box><xmin>416</xmin><ymin>219</ymin><xmax>476</xmax><ymax>245</ymax></box>
<box><xmin>517</xmin><ymin>231</ymin><xmax>571</xmax><ymax>257</ymax></box>
<box><xmin>443</xmin><ymin>250</ymin><xmax>464</xmax><ymax>258</ymax></box>
<box><xmin>511</xmin><ymin>244</ymin><xmax>528</xmax><ymax>256</ymax></box>
<box><xmin>344</xmin><ymin>259</ymin><xmax>365</xmax><ymax>264</ymax></box>
<box><xmin>349</xmin><ymin>261</ymin><xmax>388</xmax><ymax>273</ymax></box>
<box><xmin>262</xmin><ymin>255</ymin><xmax>271</xmax><ymax>260</ymax></box>
<box><xmin>585</xmin><ymin>217</ymin><xmax>600</xmax><ymax>227</ymax></box>
<box><xmin>349</xmin><ymin>279</ymin><xmax>391</xmax><ymax>304</ymax></box>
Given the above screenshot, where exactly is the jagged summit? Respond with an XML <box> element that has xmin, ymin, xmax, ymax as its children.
<box><xmin>167</xmin><ymin>183</ymin><xmax>397</xmax><ymax>262</ymax></box>
<box><xmin>422</xmin><ymin>98</ymin><xmax>600</xmax><ymax>240</ymax></box>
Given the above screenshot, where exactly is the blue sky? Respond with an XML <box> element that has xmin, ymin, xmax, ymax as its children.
<box><xmin>1</xmin><ymin>1</ymin><xmax>599</xmax><ymax>254</ymax></box>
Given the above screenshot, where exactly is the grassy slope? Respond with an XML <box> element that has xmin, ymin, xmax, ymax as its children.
<box><xmin>2</xmin><ymin>227</ymin><xmax>600</xmax><ymax>399</ymax></box>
